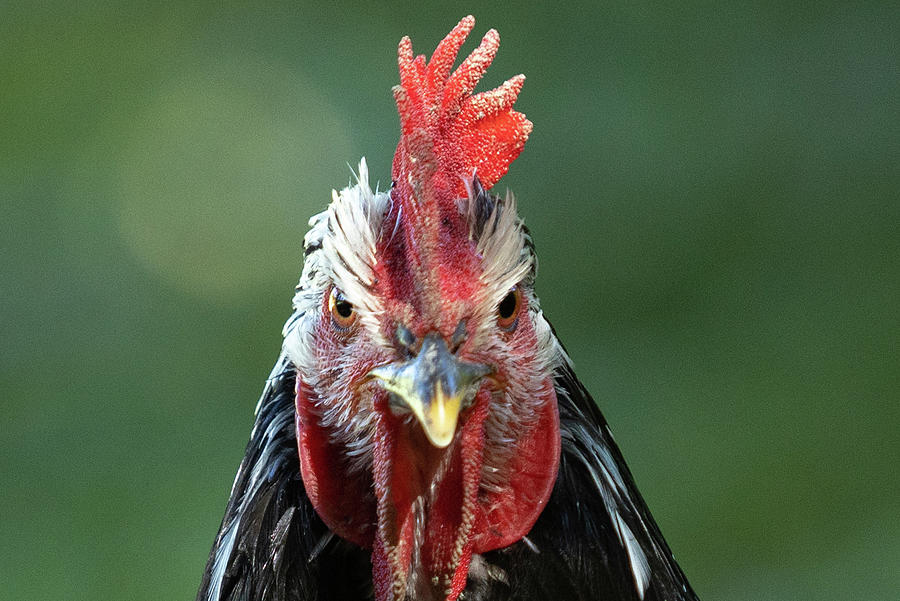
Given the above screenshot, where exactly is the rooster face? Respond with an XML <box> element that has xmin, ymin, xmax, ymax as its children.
<box><xmin>285</xmin><ymin>164</ymin><xmax>561</xmax><ymax>601</ymax></box>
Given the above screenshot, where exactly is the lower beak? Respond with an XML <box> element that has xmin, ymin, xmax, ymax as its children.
<box><xmin>368</xmin><ymin>333</ymin><xmax>491</xmax><ymax>448</ymax></box>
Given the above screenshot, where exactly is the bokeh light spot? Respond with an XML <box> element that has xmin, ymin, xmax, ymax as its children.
<box><xmin>116</xmin><ymin>55</ymin><xmax>353</xmax><ymax>301</ymax></box>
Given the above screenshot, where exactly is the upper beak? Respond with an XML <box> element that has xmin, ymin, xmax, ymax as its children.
<box><xmin>368</xmin><ymin>333</ymin><xmax>491</xmax><ymax>448</ymax></box>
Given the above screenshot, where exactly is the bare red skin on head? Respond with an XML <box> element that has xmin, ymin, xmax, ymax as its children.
<box><xmin>374</xmin><ymin>201</ymin><xmax>483</xmax><ymax>341</ymax></box>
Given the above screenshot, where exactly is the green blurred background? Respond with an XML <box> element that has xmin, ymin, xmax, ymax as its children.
<box><xmin>2</xmin><ymin>2</ymin><xmax>897</xmax><ymax>599</ymax></box>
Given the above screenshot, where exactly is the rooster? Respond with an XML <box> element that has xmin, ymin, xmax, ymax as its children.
<box><xmin>197</xmin><ymin>16</ymin><xmax>699</xmax><ymax>601</ymax></box>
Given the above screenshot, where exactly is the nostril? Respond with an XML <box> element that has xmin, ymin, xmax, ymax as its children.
<box><xmin>449</xmin><ymin>319</ymin><xmax>467</xmax><ymax>353</ymax></box>
<box><xmin>395</xmin><ymin>324</ymin><xmax>417</xmax><ymax>356</ymax></box>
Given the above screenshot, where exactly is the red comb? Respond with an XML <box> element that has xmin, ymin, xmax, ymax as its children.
<box><xmin>391</xmin><ymin>15</ymin><xmax>532</xmax><ymax>205</ymax></box>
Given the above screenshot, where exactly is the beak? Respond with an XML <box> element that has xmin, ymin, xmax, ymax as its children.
<box><xmin>368</xmin><ymin>333</ymin><xmax>491</xmax><ymax>448</ymax></box>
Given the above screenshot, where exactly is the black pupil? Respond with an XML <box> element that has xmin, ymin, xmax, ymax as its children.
<box><xmin>498</xmin><ymin>290</ymin><xmax>517</xmax><ymax>319</ymax></box>
<box><xmin>335</xmin><ymin>300</ymin><xmax>353</xmax><ymax>319</ymax></box>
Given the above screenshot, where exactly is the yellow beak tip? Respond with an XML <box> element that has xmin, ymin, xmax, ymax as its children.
<box><xmin>423</xmin><ymin>428</ymin><xmax>455</xmax><ymax>448</ymax></box>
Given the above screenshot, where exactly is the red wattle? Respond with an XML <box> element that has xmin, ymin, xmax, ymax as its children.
<box><xmin>423</xmin><ymin>395</ymin><xmax>488</xmax><ymax>601</ymax></box>
<box><xmin>371</xmin><ymin>392</ymin><xmax>490</xmax><ymax>601</ymax></box>
<box><xmin>472</xmin><ymin>381</ymin><xmax>561</xmax><ymax>552</ymax></box>
<box><xmin>295</xmin><ymin>380</ymin><xmax>375</xmax><ymax>548</ymax></box>
<box><xmin>371</xmin><ymin>402</ymin><xmax>416</xmax><ymax>599</ymax></box>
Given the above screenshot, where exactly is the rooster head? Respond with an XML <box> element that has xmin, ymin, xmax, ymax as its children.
<box><xmin>284</xmin><ymin>16</ymin><xmax>561</xmax><ymax>601</ymax></box>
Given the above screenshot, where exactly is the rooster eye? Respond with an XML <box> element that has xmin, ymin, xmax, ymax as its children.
<box><xmin>329</xmin><ymin>288</ymin><xmax>357</xmax><ymax>329</ymax></box>
<box><xmin>497</xmin><ymin>287</ymin><xmax>522</xmax><ymax>331</ymax></box>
